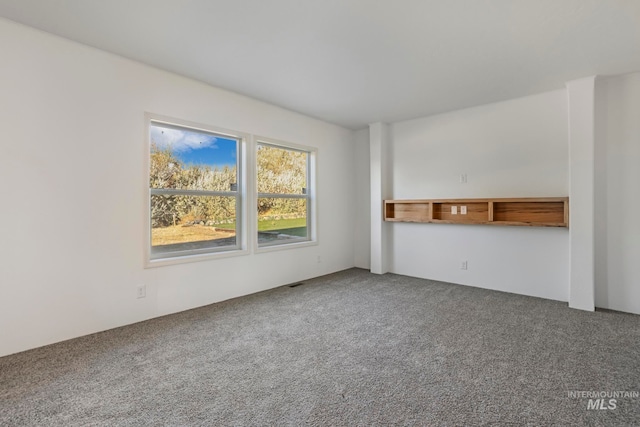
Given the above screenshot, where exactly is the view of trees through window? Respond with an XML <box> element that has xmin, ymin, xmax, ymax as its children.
<box><xmin>148</xmin><ymin>119</ymin><xmax>313</xmax><ymax>260</ymax></box>
<box><xmin>257</xmin><ymin>143</ymin><xmax>310</xmax><ymax>246</ymax></box>
<box><xmin>149</xmin><ymin>121</ymin><xmax>239</xmax><ymax>258</ymax></box>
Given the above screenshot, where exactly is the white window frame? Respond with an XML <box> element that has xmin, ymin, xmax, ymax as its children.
<box><xmin>144</xmin><ymin>113</ymin><xmax>248</xmax><ymax>268</ymax></box>
<box><xmin>254</xmin><ymin>137</ymin><xmax>317</xmax><ymax>252</ymax></box>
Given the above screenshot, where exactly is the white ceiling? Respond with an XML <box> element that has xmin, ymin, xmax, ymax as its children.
<box><xmin>1</xmin><ymin>0</ymin><xmax>640</xmax><ymax>130</ymax></box>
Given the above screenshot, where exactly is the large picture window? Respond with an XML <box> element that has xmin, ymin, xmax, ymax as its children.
<box><xmin>256</xmin><ymin>141</ymin><xmax>314</xmax><ymax>247</ymax></box>
<box><xmin>148</xmin><ymin>118</ymin><xmax>242</xmax><ymax>262</ymax></box>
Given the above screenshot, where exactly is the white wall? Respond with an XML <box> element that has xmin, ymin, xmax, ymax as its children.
<box><xmin>595</xmin><ymin>72</ymin><xmax>640</xmax><ymax>314</ymax></box>
<box><xmin>0</xmin><ymin>18</ymin><xmax>356</xmax><ymax>357</ymax></box>
<box><xmin>388</xmin><ymin>91</ymin><xmax>570</xmax><ymax>301</ymax></box>
<box><xmin>353</xmin><ymin>128</ymin><xmax>370</xmax><ymax>269</ymax></box>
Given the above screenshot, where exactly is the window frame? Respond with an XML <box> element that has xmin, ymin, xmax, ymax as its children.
<box><xmin>254</xmin><ymin>137</ymin><xmax>317</xmax><ymax>252</ymax></box>
<box><xmin>144</xmin><ymin>113</ymin><xmax>248</xmax><ymax>268</ymax></box>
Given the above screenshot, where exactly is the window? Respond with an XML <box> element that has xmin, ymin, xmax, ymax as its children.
<box><xmin>256</xmin><ymin>141</ymin><xmax>315</xmax><ymax>247</ymax></box>
<box><xmin>147</xmin><ymin>117</ymin><xmax>243</xmax><ymax>262</ymax></box>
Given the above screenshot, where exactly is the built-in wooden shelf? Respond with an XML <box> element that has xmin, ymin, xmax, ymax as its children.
<box><xmin>384</xmin><ymin>197</ymin><xmax>569</xmax><ymax>227</ymax></box>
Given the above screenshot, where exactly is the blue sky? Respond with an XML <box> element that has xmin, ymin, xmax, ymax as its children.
<box><xmin>151</xmin><ymin>123</ymin><xmax>237</xmax><ymax>168</ymax></box>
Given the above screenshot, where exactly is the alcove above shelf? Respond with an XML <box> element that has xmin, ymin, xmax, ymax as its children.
<box><xmin>384</xmin><ymin>197</ymin><xmax>569</xmax><ymax>228</ymax></box>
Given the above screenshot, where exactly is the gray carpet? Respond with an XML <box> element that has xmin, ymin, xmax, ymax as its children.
<box><xmin>1</xmin><ymin>268</ymin><xmax>639</xmax><ymax>426</ymax></box>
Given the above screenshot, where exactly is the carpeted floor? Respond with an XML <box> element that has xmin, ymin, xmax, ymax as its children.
<box><xmin>1</xmin><ymin>268</ymin><xmax>639</xmax><ymax>426</ymax></box>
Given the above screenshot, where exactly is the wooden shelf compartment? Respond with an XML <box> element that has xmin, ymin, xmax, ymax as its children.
<box><xmin>384</xmin><ymin>197</ymin><xmax>568</xmax><ymax>227</ymax></box>
<box><xmin>432</xmin><ymin>202</ymin><xmax>488</xmax><ymax>222</ymax></box>
<box><xmin>492</xmin><ymin>200</ymin><xmax>566</xmax><ymax>226</ymax></box>
<box><xmin>384</xmin><ymin>200</ymin><xmax>430</xmax><ymax>222</ymax></box>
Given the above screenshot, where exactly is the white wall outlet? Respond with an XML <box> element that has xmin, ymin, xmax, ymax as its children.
<box><xmin>460</xmin><ymin>173</ymin><xmax>467</xmax><ymax>183</ymax></box>
<box><xmin>461</xmin><ymin>260</ymin><xmax>468</xmax><ymax>270</ymax></box>
<box><xmin>451</xmin><ymin>206</ymin><xmax>458</xmax><ymax>215</ymax></box>
<box><xmin>317</xmin><ymin>255</ymin><xmax>322</xmax><ymax>263</ymax></box>
<box><xmin>136</xmin><ymin>284</ymin><xmax>146</xmax><ymax>299</ymax></box>
<box><xmin>461</xmin><ymin>206</ymin><xmax>467</xmax><ymax>215</ymax></box>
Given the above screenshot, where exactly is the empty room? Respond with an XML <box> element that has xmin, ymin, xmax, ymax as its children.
<box><xmin>1</xmin><ymin>1</ymin><xmax>639</xmax><ymax>425</ymax></box>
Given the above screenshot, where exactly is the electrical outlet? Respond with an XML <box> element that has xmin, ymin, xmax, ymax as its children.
<box><xmin>461</xmin><ymin>206</ymin><xmax>467</xmax><ymax>215</ymax></box>
<box><xmin>461</xmin><ymin>261</ymin><xmax>468</xmax><ymax>270</ymax></box>
<box><xmin>136</xmin><ymin>284</ymin><xmax>146</xmax><ymax>299</ymax></box>
<box><xmin>460</xmin><ymin>173</ymin><xmax>467</xmax><ymax>183</ymax></box>
<box><xmin>317</xmin><ymin>255</ymin><xmax>322</xmax><ymax>263</ymax></box>
<box><xmin>451</xmin><ymin>206</ymin><xmax>458</xmax><ymax>215</ymax></box>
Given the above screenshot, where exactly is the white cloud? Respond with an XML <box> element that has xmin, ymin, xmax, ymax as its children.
<box><xmin>151</xmin><ymin>125</ymin><xmax>218</xmax><ymax>152</ymax></box>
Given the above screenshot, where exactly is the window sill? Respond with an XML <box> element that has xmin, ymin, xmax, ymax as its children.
<box><xmin>255</xmin><ymin>239</ymin><xmax>318</xmax><ymax>254</ymax></box>
<box><xmin>145</xmin><ymin>248</ymin><xmax>249</xmax><ymax>268</ymax></box>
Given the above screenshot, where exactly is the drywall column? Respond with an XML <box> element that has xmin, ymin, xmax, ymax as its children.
<box><xmin>370</xmin><ymin>122</ymin><xmax>390</xmax><ymax>274</ymax></box>
<box><xmin>593</xmin><ymin>72</ymin><xmax>640</xmax><ymax>315</ymax></box>
<box><xmin>354</xmin><ymin>128</ymin><xmax>371</xmax><ymax>269</ymax></box>
<box><xmin>567</xmin><ymin>77</ymin><xmax>596</xmax><ymax>311</ymax></box>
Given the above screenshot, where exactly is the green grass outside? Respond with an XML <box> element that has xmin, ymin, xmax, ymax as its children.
<box><xmin>216</xmin><ymin>217</ymin><xmax>307</xmax><ymax>236</ymax></box>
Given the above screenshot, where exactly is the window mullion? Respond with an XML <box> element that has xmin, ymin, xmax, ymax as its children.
<box><xmin>257</xmin><ymin>192</ymin><xmax>308</xmax><ymax>199</ymax></box>
<box><xmin>151</xmin><ymin>188</ymin><xmax>237</xmax><ymax>197</ymax></box>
